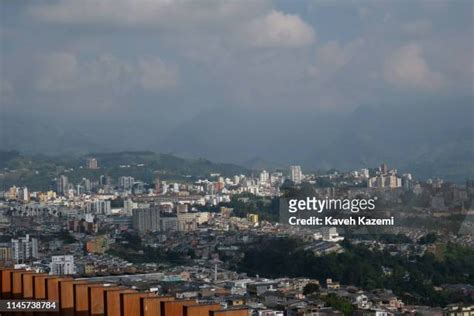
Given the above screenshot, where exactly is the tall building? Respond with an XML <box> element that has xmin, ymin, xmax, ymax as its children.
<box><xmin>6</xmin><ymin>186</ymin><xmax>18</xmax><ymax>200</ymax></box>
<box><xmin>160</xmin><ymin>216</ymin><xmax>178</xmax><ymax>232</ymax></box>
<box><xmin>86</xmin><ymin>199</ymin><xmax>111</xmax><ymax>215</ymax></box>
<box><xmin>234</xmin><ymin>175</ymin><xmax>240</xmax><ymax>185</ymax></box>
<box><xmin>162</xmin><ymin>181</ymin><xmax>168</xmax><ymax>194</ymax></box>
<box><xmin>11</xmin><ymin>234</ymin><xmax>38</xmax><ymax>263</ymax></box>
<box><xmin>57</xmin><ymin>175</ymin><xmax>69</xmax><ymax>195</ymax></box>
<box><xmin>259</xmin><ymin>170</ymin><xmax>269</xmax><ymax>184</ymax></box>
<box><xmin>360</xmin><ymin>168</ymin><xmax>370</xmax><ymax>178</ymax></box>
<box><xmin>215</xmin><ymin>181</ymin><xmax>224</xmax><ymax>192</ymax></box>
<box><xmin>124</xmin><ymin>199</ymin><xmax>136</xmax><ymax>216</ymax></box>
<box><xmin>290</xmin><ymin>165</ymin><xmax>303</xmax><ymax>184</ymax></box>
<box><xmin>18</xmin><ymin>186</ymin><xmax>29</xmax><ymax>202</ymax></box>
<box><xmin>132</xmin><ymin>208</ymin><xmax>161</xmax><ymax>233</ymax></box>
<box><xmin>76</xmin><ymin>184</ymin><xmax>85</xmax><ymax>195</ymax></box>
<box><xmin>99</xmin><ymin>175</ymin><xmax>106</xmax><ymax>186</ymax></box>
<box><xmin>177</xmin><ymin>212</ymin><xmax>197</xmax><ymax>232</ymax></box>
<box><xmin>402</xmin><ymin>174</ymin><xmax>413</xmax><ymax>190</ymax></box>
<box><xmin>87</xmin><ymin>158</ymin><xmax>98</xmax><ymax>169</ymax></box>
<box><xmin>173</xmin><ymin>183</ymin><xmax>180</xmax><ymax>192</ymax></box>
<box><xmin>270</xmin><ymin>172</ymin><xmax>284</xmax><ymax>185</ymax></box>
<box><xmin>99</xmin><ymin>175</ymin><xmax>112</xmax><ymax>187</ymax></box>
<box><xmin>380</xmin><ymin>163</ymin><xmax>388</xmax><ymax>174</ymax></box>
<box><xmin>154</xmin><ymin>175</ymin><xmax>161</xmax><ymax>194</ymax></box>
<box><xmin>0</xmin><ymin>245</ymin><xmax>12</xmax><ymax>262</ymax></box>
<box><xmin>82</xmin><ymin>178</ymin><xmax>91</xmax><ymax>192</ymax></box>
<box><xmin>119</xmin><ymin>176</ymin><xmax>135</xmax><ymax>190</ymax></box>
<box><xmin>50</xmin><ymin>255</ymin><xmax>75</xmax><ymax>275</ymax></box>
<box><xmin>368</xmin><ymin>174</ymin><xmax>402</xmax><ymax>189</ymax></box>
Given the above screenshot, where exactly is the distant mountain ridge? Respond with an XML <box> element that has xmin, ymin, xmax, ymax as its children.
<box><xmin>1</xmin><ymin>150</ymin><xmax>249</xmax><ymax>177</ymax></box>
<box><xmin>0</xmin><ymin>150</ymin><xmax>250</xmax><ymax>190</ymax></box>
<box><xmin>1</xmin><ymin>97</ymin><xmax>472</xmax><ymax>182</ymax></box>
<box><xmin>160</xmin><ymin>98</ymin><xmax>473</xmax><ymax>182</ymax></box>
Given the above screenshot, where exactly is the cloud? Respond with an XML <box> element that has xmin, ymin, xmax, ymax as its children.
<box><xmin>27</xmin><ymin>0</ymin><xmax>271</xmax><ymax>29</ymax></box>
<box><xmin>27</xmin><ymin>1</ymin><xmax>314</xmax><ymax>50</ymax></box>
<box><xmin>384</xmin><ymin>43</ymin><xmax>443</xmax><ymax>90</ymax></box>
<box><xmin>138</xmin><ymin>58</ymin><xmax>178</xmax><ymax>91</ymax></box>
<box><xmin>0</xmin><ymin>80</ymin><xmax>14</xmax><ymax>103</ymax></box>
<box><xmin>401</xmin><ymin>20</ymin><xmax>432</xmax><ymax>36</ymax></box>
<box><xmin>27</xmin><ymin>0</ymin><xmax>183</xmax><ymax>26</ymax></box>
<box><xmin>242</xmin><ymin>10</ymin><xmax>315</xmax><ymax>48</ymax></box>
<box><xmin>36</xmin><ymin>52</ymin><xmax>79</xmax><ymax>92</ymax></box>
<box><xmin>35</xmin><ymin>52</ymin><xmax>177</xmax><ymax>93</ymax></box>
<box><xmin>318</xmin><ymin>41</ymin><xmax>352</xmax><ymax>68</ymax></box>
<box><xmin>307</xmin><ymin>39</ymin><xmax>364</xmax><ymax>79</ymax></box>
<box><xmin>14</xmin><ymin>0</ymin><xmax>470</xmax><ymax>112</ymax></box>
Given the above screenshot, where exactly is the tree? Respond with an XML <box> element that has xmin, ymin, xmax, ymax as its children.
<box><xmin>418</xmin><ymin>233</ymin><xmax>437</xmax><ymax>244</ymax></box>
<box><xmin>323</xmin><ymin>293</ymin><xmax>354</xmax><ymax>316</ymax></box>
<box><xmin>121</xmin><ymin>231</ymin><xmax>142</xmax><ymax>248</ymax></box>
<box><xmin>110</xmin><ymin>198</ymin><xmax>124</xmax><ymax>208</ymax></box>
<box><xmin>59</xmin><ymin>230</ymin><xmax>76</xmax><ymax>244</ymax></box>
<box><xmin>303</xmin><ymin>283</ymin><xmax>320</xmax><ymax>295</ymax></box>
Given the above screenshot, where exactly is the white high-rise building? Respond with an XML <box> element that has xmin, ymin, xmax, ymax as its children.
<box><xmin>234</xmin><ymin>175</ymin><xmax>240</xmax><ymax>185</ymax></box>
<box><xmin>360</xmin><ymin>168</ymin><xmax>370</xmax><ymax>178</ymax></box>
<box><xmin>162</xmin><ymin>181</ymin><xmax>168</xmax><ymax>194</ymax></box>
<box><xmin>270</xmin><ymin>172</ymin><xmax>284</xmax><ymax>185</ymax></box>
<box><xmin>290</xmin><ymin>165</ymin><xmax>303</xmax><ymax>184</ymax></box>
<box><xmin>132</xmin><ymin>208</ymin><xmax>161</xmax><ymax>232</ymax></box>
<box><xmin>259</xmin><ymin>170</ymin><xmax>269</xmax><ymax>184</ymax></box>
<box><xmin>368</xmin><ymin>174</ymin><xmax>402</xmax><ymax>188</ymax></box>
<box><xmin>82</xmin><ymin>178</ymin><xmax>91</xmax><ymax>192</ymax></box>
<box><xmin>18</xmin><ymin>186</ymin><xmax>29</xmax><ymax>202</ymax></box>
<box><xmin>77</xmin><ymin>185</ymin><xmax>85</xmax><ymax>195</ymax></box>
<box><xmin>50</xmin><ymin>255</ymin><xmax>75</xmax><ymax>275</ymax></box>
<box><xmin>57</xmin><ymin>175</ymin><xmax>69</xmax><ymax>195</ymax></box>
<box><xmin>177</xmin><ymin>212</ymin><xmax>197</xmax><ymax>232</ymax></box>
<box><xmin>87</xmin><ymin>158</ymin><xmax>98</xmax><ymax>169</ymax></box>
<box><xmin>119</xmin><ymin>176</ymin><xmax>135</xmax><ymax>190</ymax></box>
<box><xmin>124</xmin><ymin>199</ymin><xmax>136</xmax><ymax>216</ymax></box>
<box><xmin>86</xmin><ymin>200</ymin><xmax>111</xmax><ymax>215</ymax></box>
<box><xmin>11</xmin><ymin>234</ymin><xmax>38</xmax><ymax>263</ymax></box>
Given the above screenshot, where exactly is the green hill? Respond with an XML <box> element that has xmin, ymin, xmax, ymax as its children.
<box><xmin>0</xmin><ymin>150</ymin><xmax>250</xmax><ymax>191</ymax></box>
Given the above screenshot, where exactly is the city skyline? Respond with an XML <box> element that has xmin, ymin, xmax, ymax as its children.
<box><xmin>1</xmin><ymin>149</ymin><xmax>472</xmax><ymax>314</ymax></box>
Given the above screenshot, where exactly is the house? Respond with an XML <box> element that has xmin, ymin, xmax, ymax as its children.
<box><xmin>254</xmin><ymin>309</ymin><xmax>284</xmax><ymax>316</ymax></box>
<box><xmin>352</xmin><ymin>294</ymin><xmax>372</xmax><ymax>310</ymax></box>
<box><xmin>443</xmin><ymin>304</ymin><xmax>474</xmax><ymax>316</ymax></box>
<box><xmin>352</xmin><ymin>309</ymin><xmax>394</xmax><ymax>316</ymax></box>
<box><xmin>326</xmin><ymin>279</ymin><xmax>340</xmax><ymax>290</ymax></box>
<box><xmin>247</xmin><ymin>282</ymin><xmax>279</xmax><ymax>296</ymax></box>
<box><xmin>286</xmin><ymin>303</ymin><xmax>343</xmax><ymax>316</ymax></box>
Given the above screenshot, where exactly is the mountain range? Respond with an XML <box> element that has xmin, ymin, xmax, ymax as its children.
<box><xmin>1</xmin><ymin>97</ymin><xmax>472</xmax><ymax>182</ymax></box>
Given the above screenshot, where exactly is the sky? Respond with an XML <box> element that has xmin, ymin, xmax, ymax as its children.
<box><xmin>0</xmin><ymin>0</ymin><xmax>473</xmax><ymax>176</ymax></box>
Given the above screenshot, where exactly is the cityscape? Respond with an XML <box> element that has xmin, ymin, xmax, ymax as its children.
<box><xmin>0</xmin><ymin>152</ymin><xmax>473</xmax><ymax>315</ymax></box>
<box><xmin>1</xmin><ymin>1</ymin><xmax>473</xmax><ymax>315</ymax></box>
